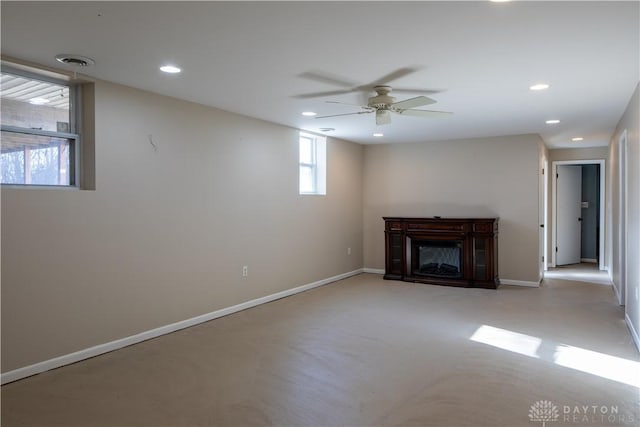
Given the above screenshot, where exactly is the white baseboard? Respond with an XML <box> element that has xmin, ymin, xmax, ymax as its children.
<box><xmin>500</xmin><ymin>279</ymin><xmax>540</xmax><ymax>288</ymax></box>
<box><xmin>625</xmin><ymin>313</ymin><xmax>640</xmax><ymax>353</ymax></box>
<box><xmin>363</xmin><ymin>268</ymin><xmax>385</xmax><ymax>274</ymax></box>
<box><xmin>612</xmin><ymin>280</ymin><xmax>623</xmax><ymax>305</ymax></box>
<box><xmin>581</xmin><ymin>258</ymin><xmax>597</xmax><ymax>263</ymax></box>
<box><xmin>1</xmin><ymin>269</ymin><xmax>364</xmax><ymax>385</ymax></box>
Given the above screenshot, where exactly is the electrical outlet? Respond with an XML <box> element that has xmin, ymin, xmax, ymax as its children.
<box><xmin>347</xmin><ymin>247</ymin><xmax>351</xmax><ymax>256</ymax></box>
<box><xmin>242</xmin><ymin>266</ymin><xmax>248</xmax><ymax>277</ymax></box>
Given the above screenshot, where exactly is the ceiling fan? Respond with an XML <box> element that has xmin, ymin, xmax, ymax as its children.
<box><xmin>317</xmin><ymin>85</ymin><xmax>452</xmax><ymax>126</ymax></box>
<box><xmin>294</xmin><ymin>67</ymin><xmax>451</xmax><ymax>125</ymax></box>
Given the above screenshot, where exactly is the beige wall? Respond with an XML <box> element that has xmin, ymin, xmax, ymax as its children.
<box><xmin>362</xmin><ymin>135</ymin><xmax>543</xmax><ymax>283</ymax></box>
<box><xmin>609</xmin><ymin>83</ymin><xmax>640</xmax><ymax>344</ymax></box>
<box><xmin>1</xmin><ymin>80</ymin><xmax>364</xmax><ymax>372</ymax></box>
<box><xmin>549</xmin><ymin>147</ymin><xmax>609</xmax><ymax>162</ymax></box>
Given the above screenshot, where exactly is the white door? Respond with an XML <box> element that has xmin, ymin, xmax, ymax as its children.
<box><xmin>557</xmin><ymin>165</ymin><xmax>582</xmax><ymax>265</ymax></box>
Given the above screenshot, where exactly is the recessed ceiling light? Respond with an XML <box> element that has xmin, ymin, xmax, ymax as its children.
<box><xmin>373</xmin><ymin>133</ymin><xmax>384</xmax><ymax>137</ymax></box>
<box><xmin>29</xmin><ymin>97</ymin><xmax>50</xmax><ymax>105</ymax></box>
<box><xmin>572</xmin><ymin>137</ymin><xmax>584</xmax><ymax>142</ymax></box>
<box><xmin>490</xmin><ymin>0</ymin><xmax>511</xmax><ymax>2</ymax></box>
<box><xmin>160</xmin><ymin>65</ymin><xmax>181</xmax><ymax>74</ymax></box>
<box><xmin>302</xmin><ymin>111</ymin><xmax>317</xmax><ymax>117</ymax></box>
<box><xmin>545</xmin><ymin>119</ymin><xmax>560</xmax><ymax>124</ymax></box>
<box><xmin>530</xmin><ymin>83</ymin><xmax>550</xmax><ymax>91</ymax></box>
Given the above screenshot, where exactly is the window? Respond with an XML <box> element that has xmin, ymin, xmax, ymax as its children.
<box><xmin>1</xmin><ymin>69</ymin><xmax>78</xmax><ymax>186</ymax></box>
<box><xmin>299</xmin><ymin>132</ymin><xmax>326</xmax><ymax>195</ymax></box>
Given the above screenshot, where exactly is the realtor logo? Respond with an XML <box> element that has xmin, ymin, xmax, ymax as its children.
<box><xmin>529</xmin><ymin>400</ymin><xmax>560</xmax><ymax>427</ymax></box>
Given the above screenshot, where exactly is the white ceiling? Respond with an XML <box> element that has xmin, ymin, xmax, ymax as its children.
<box><xmin>1</xmin><ymin>1</ymin><xmax>638</xmax><ymax>148</ymax></box>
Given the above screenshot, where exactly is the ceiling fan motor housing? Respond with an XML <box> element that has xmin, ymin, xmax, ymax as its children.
<box><xmin>368</xmin><ymin>86</ymin><xmax>396</xmax><ymax>109</ymax></box>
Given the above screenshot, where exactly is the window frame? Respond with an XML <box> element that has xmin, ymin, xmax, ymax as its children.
<box><xmin>298</xmin><ymin>131</ymin><xmax>326</xmax><ymax>196</ymax></box>
<box><xmin>299</xmin><ymin>133</ymin><xmax>318</xmax><ymax>194</ymax></box>
<box><xmin>1</xmin><ymin>64</ymin><xmax>81</xmax><ymax>188</ymax></box>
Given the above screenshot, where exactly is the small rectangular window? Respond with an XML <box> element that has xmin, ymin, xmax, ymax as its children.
<box><xmin>299</xmin><ymin>132</ymin><xmax>326</xmax><ymax>195</ymax></box>
<box><xmin>1</xmin><ymin>70</ymin><xmax>78</xmax><ymax>186</ymax></box>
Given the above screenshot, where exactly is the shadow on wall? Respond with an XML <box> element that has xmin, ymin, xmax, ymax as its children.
<box><xmin>380</xmin><ymin>202</ymin><xmax>499</xmax><ymax>219</ymax></box>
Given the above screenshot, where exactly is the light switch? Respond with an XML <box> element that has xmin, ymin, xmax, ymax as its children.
<box><xmin>581</xmin><ymin>201</ymin><xmax>589</xmax><ymax>208</ymax></box>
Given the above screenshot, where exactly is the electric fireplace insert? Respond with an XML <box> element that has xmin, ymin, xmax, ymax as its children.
<box><xmin>413</xmin><ymin>240</ymin><xmax>463</xmax><ymax>278</ymax></box>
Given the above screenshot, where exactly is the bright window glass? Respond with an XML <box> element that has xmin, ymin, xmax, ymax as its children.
<box><xmin>1</xmin><ymin>71</ymin><xmax>76</xmax><ymax>186</ymax></box>
<box><xmin>1</xmin><ymin>132</ymin><xmax>71</xmax><ymax>185</ymax></box>
<box><xmin>299</xmin><ymin>132</ymin><xmax>326</xmax><ymax>195</ymax></box>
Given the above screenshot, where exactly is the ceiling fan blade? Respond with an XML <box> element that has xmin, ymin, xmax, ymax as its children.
<box><xmin>292</xmin><ymin>89</ymin><xmax>355</xmax><ymax>99</ymax></box>
<box><xmin>316</xmin><ymin>111</ymin><xmax>374</xmax><ymax>119</ymax></box>
<box><xmin>392</xmin><ymin>96</ymin><xmax>437</xmax><ymax>110</ymax></box>
<box><xmin>397</xmin><ymin>109</ymin><xmax>453</xmax><ymax>118</ymax></box>
<box><xmin>298</xmin><ymin>71</ymin><xmax>357</xmax><ymax>88</ymax></box>
<box><xmin>376</xmin><ymin>110</ymin><xmax>392</xmax><ymax>125</ymax></box>
<box><xmin>326</xmin><ymin>101</ymin><xmax>374</xmax><ymax>110</ymax></box>
<box><xmin>391</xmin><ymin>87</ymin><xmax>441</xmax><ymax>95</ymax></box>
<box><xmin>369</xmin><ymin>67</ymin><xmax>422</xmax><ymax>86</ymax></box>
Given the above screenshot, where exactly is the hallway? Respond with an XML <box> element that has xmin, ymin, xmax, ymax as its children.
<box><xmin>545</xmin><ymin>263</ymin><xmax>613</xmax><ymax>286</ymax></box>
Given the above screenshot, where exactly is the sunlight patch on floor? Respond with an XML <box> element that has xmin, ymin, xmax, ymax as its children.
<box><xmin>470</xmin><ymin>325</ymin><xmax>639</xmax><ymax>388</ymax></box>
<box><xmin>470</xmin><ymin>325</ymin><xmax>541</xmax><ymax>358</ymax></box>
<box><xmin>553</xmin><ymin>344</ymin><xmax>639</xmax><ymax>388</ymax></box>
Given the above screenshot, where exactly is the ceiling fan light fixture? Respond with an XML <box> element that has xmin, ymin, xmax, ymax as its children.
<box><xmin>376</xmin><ymin>110</ymin><xmax>392</xmax><ymax>125</ymax></box>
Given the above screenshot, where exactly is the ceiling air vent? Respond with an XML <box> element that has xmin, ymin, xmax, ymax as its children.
<box><xmin>55</xmin><ymin>54</ymin><xmax>95</xmax><ymax>67</ymax></box>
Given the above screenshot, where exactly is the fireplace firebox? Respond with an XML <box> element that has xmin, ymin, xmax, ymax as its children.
<box><xmin>384</xmin><ymin>217</ymin><xmax>499</xmax><ymax>288</ymax></box>
<box><xmin>413</xmin><ymin>240</ymin><xmax>463</xmax><ymax>278</ymax></box>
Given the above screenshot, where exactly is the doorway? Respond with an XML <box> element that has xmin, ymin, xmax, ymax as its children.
<box><xmin>551</xmin><ymin>160</ymin><xmax>606</xmax><ymax>270</ymax></box>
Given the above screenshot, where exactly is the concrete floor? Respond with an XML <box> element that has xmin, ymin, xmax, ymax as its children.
<box><xmin>2</xmin><ymin>269</ymin><xmax>638</xmax><ymax>426</ymax></box>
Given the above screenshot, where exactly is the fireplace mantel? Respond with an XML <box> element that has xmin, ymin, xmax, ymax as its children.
<box><xmin>383</xmin><ymin>217</ymin><xmax>499</xmax><ymax>289</ymax></box>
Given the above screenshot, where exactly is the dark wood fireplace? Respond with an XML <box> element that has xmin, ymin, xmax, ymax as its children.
<box><xmin>384</xmin><ymin>217</ymin><xmax>499</xmax><ymax>289</ymax></box>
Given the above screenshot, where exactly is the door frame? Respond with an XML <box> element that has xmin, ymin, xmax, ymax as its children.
<box><xmin>618</xmin><ymin>130</ymin><xmax>628</xmax><ymax>305</ymax></box>
<box><xmin>551</xmin><ymin>159</ymin><xmax>606</xmax><ymax>270</ymax></box>
<box><xmin>541</xmin><ymin>159</ymin><xmax>549</xmax><ymax>273</ymax></box>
